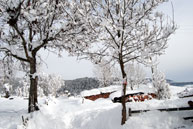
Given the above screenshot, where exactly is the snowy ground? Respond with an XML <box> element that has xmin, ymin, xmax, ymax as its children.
<box><xmin>1</xmin><ymin>85</ymin><xmax>193</xmax><ymax>129</ymax></box>
<box><xmin>0</xmin><ymin>97</ymin><xmax>28</xmax><ymax>129</ymax></box>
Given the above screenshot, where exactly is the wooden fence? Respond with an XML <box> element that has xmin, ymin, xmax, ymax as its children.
<box><xmin>129</xmin><ymin>106</ymin><xmax>193</xmax><ymax>120</ymax></box>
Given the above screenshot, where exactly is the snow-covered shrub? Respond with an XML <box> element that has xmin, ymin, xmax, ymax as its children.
<box><xmin>177</xmin><ymin>87</ymin><xmax>193</xmax><ymax>98</ymax></box>
<box><xmin>3</xmin><ymin>83</ymin><xmax>12</xmax><ymax>98</ymax></box>
<box><xmin>152</xmin><ymin>68</ymin><xmax>171</xmax><ymax>100</ymax></box>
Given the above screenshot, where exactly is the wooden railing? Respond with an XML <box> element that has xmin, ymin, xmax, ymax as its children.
<box><xmin>128</xmin><ymin>104</ymin><xmax>193</xmax><ymax>120</ymax></box>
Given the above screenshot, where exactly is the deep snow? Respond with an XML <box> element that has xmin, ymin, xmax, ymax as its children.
<box><xmin>1</xmin><ymin>85</ymin><xmax>193</xmax><ymax>129</ymax></box>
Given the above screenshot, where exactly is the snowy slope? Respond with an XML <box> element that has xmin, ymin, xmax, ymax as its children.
<box><xmin>1</xmin><ymin>85</ymin><xmax>193</xmax><ymax>129</ymax></box>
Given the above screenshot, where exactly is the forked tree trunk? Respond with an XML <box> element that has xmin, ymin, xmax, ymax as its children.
<box><xmin>119</xmin><ymin>56</ymin><xmax>127</xmax><ymax>125</ymax></box>
<box><xmin>28</xmin><ymin>58</ymin><xmax>39</xmax><ymax>113</ymax></box>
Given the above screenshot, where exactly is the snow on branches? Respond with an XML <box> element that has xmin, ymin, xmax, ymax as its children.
<box><xmin>77</xmin><ymin>0</ymin><xmax>176</xmax><ymax>64</ymax></box>
<box><xmin>0</xmin><ymin>0</ymin><xmax>90</xmax><ymax>61</ymax></box>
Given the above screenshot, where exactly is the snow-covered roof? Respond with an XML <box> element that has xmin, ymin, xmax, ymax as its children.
<box><xmin>80</xmin><ymin>85</ymin><xmax>121</xmax><ymax>97</ymax></box>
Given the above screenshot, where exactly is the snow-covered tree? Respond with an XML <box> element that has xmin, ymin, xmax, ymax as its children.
<box><xmin>93</xmin><ymin>59</ymin><xmax>114</xmax><ymax>87</ymax></box>
<box><xmin>38</xmin><ymin>73</ymin><xmax>64</xmax><ymax>97</ymax></box>
<box><xmin>0</xmin><ymin>56</ymin><xmax>17</xmax><ymax>85</ymax></box>
<box><xmin>0</xmin><ymin>56</ymin><xmax>19</xmax><ymax>97</ymax></box>
<box><xmin>125</xmin><ymin>63</ymin><xmax>146</xmax><ymax>90</ymax></box>
<box><xmin>77</xmin><ymin>0</ymin><xmax>176</xmax><ymax>125</ymax></box>
<box><xmin>0</xmin><ymin>0</ymin><xmax>90</xmax><ymax>112</ymax></box>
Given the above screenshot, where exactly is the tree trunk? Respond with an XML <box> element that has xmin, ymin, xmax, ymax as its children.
<box><xmin>150</xmin><ymin>57</ymin><xmax>155</xmax><ymax>88</ymax></box>
<box><xmin>121</xmin><ymin>81</ymin><xmax>127</xmax><ymax>125</ymax></box>
<box><xmin>119</xmin><ymin>55</ymin><xmax>127</xmax><ymax>125</ymax></box>
<box><xmin>28</xmin><ymin>58</ymin><xmax>39</xmax><ymax>113</ymax></box>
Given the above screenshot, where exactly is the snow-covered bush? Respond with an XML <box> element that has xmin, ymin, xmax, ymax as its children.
<box><xmin>152</xmin><ymin>68</ymin><xmax>171</xmax><ymax>100</ymax></box>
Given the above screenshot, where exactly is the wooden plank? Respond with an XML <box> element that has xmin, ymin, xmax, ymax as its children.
<box><xmin>183</xmin><ymin>117</ymin><xmax>193</xmax><ymax>120</ymax></box>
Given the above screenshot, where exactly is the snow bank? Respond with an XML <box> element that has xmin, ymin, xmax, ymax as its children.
<box><xmin>26</xmin><ymin>96</ymin><xmax>193</xmax><ymax>129</ymax></box>
<box><xmin>125</xmin><ymin>110</ymin><xmax>187</xmax><ymax>129</ymax></box>
<box><xmin>177</xmin><ymin>85</ymin><xmax>193</xmax><ymax>98</ymax></box>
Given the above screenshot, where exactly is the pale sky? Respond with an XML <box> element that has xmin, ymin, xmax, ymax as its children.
<box><xmin>158</xmin><ymin>0</ymin><xmax>193</xmax><ymax>82</ymax></box>
<box><xmin>42</xmin><ymin>0</ymin><xmax>193</xmax><ymax>82</ymax></box>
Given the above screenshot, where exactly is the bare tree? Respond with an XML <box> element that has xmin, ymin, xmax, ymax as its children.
<box><xmin>0</xmin><ymin>0</ymin><xmax>89</xmax><ymax>113</ymax></box>
<box><xmin>78</xmin><ymin>0</ymin><xmax>176</xmax><ymax>125</ymax></box>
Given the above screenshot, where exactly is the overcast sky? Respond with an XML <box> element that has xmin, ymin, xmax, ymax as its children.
<box><xmin>42</xmin><ymin>0</ymin><xmax>193</xmax><ymax>82</ymax></box>
<box><xmin>158</xmin><ymin>0</ymin><xmax>193</xmax><ymax>82</ymax></box>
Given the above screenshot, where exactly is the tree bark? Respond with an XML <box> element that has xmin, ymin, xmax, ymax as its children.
<box><xmin>121</xmin><ymin>82</ymin><xmax>127</xmax><ymax>125</ymax></box>
<box><xmin>28</xmin><ymin>58</ymin><xmax>39</xmax><ymax>113</ymax></box>
<box><xmin>119</xmin><ymin>54</ymin><xmax>127</xmax><ymax>125</ymax></box>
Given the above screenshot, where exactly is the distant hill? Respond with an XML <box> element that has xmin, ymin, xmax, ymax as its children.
<box><xmin>169</xmin><ymin>82</ymin><xmax>193</xmax><ymax>86</ymax></box>
<box><xmin>166</xmin><ymin>79</ymin><xmax>193</xmax><ymax>86</ymax></box>
<box><xmin>59</xmin><ymin>77</ymin><xmax>100</xmax><ymax>95</ymax></box>
<box><xmin>144</xmin><ymin>78</ymin><xmax>193</xmax><ymax>87</ymax></box>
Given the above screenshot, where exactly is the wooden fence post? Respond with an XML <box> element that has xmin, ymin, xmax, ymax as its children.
<box><xmin>128</xmin><ymin>108</ymin><xmax>132</xmax><ymax>117</ymax></box>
